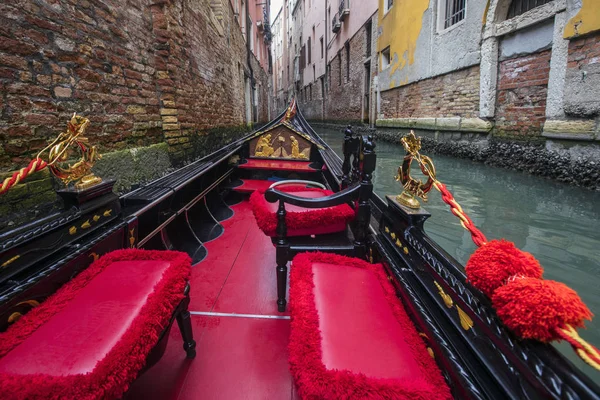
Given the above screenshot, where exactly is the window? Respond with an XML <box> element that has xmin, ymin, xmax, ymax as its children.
<box><xmin>313</xmin><ymin>64</ymin><xmax>315</xmax><ymax>82</ymax></box>
<box><xmin>320</xmin><ymin>36</ymin><xmax>324</xmax><ymax>58</ymax></box>
<box><xmin>381</xmin><ymin>47</ymin><xmax>391</xmax><ymax>70</ymax></box>
<box><xmin>345</xmin><ymin>42</ymin><xmax>350</xmax><ymax>82</ymax></box>
<box><xmin>320</xmin><ymin>77</ymin><xmax>324</xmax><ymax>99</ymax></box>
<box><xmin>384</xmin><ymin>0</ymin><xmax>393</xmax><ymax>13</ymax></box>
<box><xmin>441</xmin><ymin>0</ymin><xmax>466</xmax><ymax>30</ymax></box>
<box><xmin>308</xmin><ymin>37</ymin><xmax>311</xmax><ymax>64</ymax></box>
<box><xmin>507</xmin><ymin>0</ymin><xmax>553</xmax><ymax>19</ymax></box>
<box><xmin>310</xmin><ymin>84</ymin><xmax>312</xmax><ymax>101</ymax></box>
<box><xmin>327</xmin><ymin>63</ymin><xmax>331</xmax><ymax>92</ymax></box>
<box><xmin>338</xmin><ymin>54</ymin><xmax>342</xmax><ymax>85</ymax></box>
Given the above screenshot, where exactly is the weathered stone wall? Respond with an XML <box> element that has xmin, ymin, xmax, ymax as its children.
<box><xmin>0</xmin><ymin>0</ymin><xmax>269</xmax><ymax>168</ymax></box>
<box><xmin>0</xmin><ymin>0</ymin><xmax>164</xmax><ymax>169</ymax></box>
<box><xmin>379</xmin><ymin>66</ymin><xmax>481</xmax><ymax>119</ymax></box>
<box><xmin>0</xmin><ymin>0</ymin><xmax>270</xmax><ymax>228</ymax></box>
<box><xmin>374</xmin><ymin>127</ymin><xmax>600</xmax><ymax>191</ymax></box>
<box><xmin>495</xmin><ymin>50</ymin><xmax>551</xmax><ymax>137</ymax></box>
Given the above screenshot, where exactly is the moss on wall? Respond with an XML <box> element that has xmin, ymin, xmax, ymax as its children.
<box><xmin>92</xmin><ymin>142</ymin><xmax>172</xmax><ymax>194</ymax></box>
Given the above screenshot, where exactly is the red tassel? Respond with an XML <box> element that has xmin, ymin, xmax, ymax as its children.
<box><xmin>465</xmin><ymin>240</ymin><xmax>543</xmax><ymax>297</ymax></box>
<box><xmin>492</xmin><ymin>278</ymin><xmax>593</xmax><ymax>342</ymax></box>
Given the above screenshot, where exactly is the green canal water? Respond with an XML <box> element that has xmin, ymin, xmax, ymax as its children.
<box><xmin>317</xmin><ymin>128</ymin><xmax>600</xmax><ymax>380</ymax></box>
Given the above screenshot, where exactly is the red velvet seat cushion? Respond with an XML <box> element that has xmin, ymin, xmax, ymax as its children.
<box><xmin>249</xmin><ymin>187</ymin><xmax>355</xmax><ymax>237</ymax></box>
<box><xmin>289</xmin><ymin>252</ymin><xmax>452</xmax><ymax>400</ymax></box>
<box><xmin>0</xmin><ymin>249</ymin><xmax>191</xmax><ymax>400</ymax></box>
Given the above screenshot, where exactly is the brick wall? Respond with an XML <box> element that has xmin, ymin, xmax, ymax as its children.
<box><xmin>495</xmin><ymin>50</ymin><xmax>551</xmax><ymax>136</ymax></box>
<box><xmin>379</xmin><ymin>65</ymin><xmax>480</xmax><ymax>119</ymax></box>
<box><xmin>567</xmin><ymin>33</ymin><xmax>600</xmax><ymax>69</ymax></box>
<box><xmin>0</xmin><ymin>0</ymin><xmax>269</xmax><ymax>169</ymax></box>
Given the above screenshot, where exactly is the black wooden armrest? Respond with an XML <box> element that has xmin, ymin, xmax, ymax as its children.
<box><xmin>264</xmin><ymin>184</ymin><xmax>360</xmax><ymax>208</ymax></box>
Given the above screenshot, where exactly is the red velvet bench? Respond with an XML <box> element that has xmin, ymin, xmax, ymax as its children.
<box><xmin>288</xmin><ymin>252</ymin><xmax>452</xmax><ymax>400</ymax></box>
<box><xmin>250</xmin><ymin>187</ymin><xmax>355</xmax><ymax>237</ymax></box>
<box><xmin>0</xmin><ymin>249</ymin><xmax>195</xmax><ymax>400</ymax></box>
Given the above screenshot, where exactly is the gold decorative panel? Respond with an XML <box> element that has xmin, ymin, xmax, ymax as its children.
<box><xmin>250</xmin><ymin>125</ymin><xmax>312</xmax><ymax>160</ymax></box>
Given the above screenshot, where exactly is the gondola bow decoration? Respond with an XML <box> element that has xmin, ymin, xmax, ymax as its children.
<box><xmin>0</xmin><ymin>113</ymin><xmax>102</xmax><ymax>196</ymax></box>
<box><xmin>397</xmin><ymin>131</ymin><xmax>600</xmax><ymax>371</ymax></box>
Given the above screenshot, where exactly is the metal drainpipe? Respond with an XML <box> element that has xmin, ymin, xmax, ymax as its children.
<box><xmin>323</xmin><ymin>0</ymin><xmax>328</xmax><ymax>120</ymax></box>
<box><xmin>246</xmin><ymin>0</ymin><xmax>255</xmax><ymax>125</ymax></box>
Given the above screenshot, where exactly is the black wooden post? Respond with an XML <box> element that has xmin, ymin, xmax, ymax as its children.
<box><xmin>176</xmin><ymin>283</ymin><xmax>197</xmax><ymax>358</ymax></box>
<box><xmin>341</xmin><ymin>125</ymin><xmax>353</xmax><ymax>189</ymax></box>
<box><xmin>275</xmin><ymin>199</ymin><xmax>289</xmax><ymax>312</ymax></box>
<box><xmin>354</xmin><ymin>135</ymin><xmax>376</xmax><ymax>259</ymax></box>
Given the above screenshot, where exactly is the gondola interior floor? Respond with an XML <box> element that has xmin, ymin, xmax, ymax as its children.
<box><xmin>126</xmin><ymin>198</ymin><xmax>296</xmax><ymax>399</ymax></box>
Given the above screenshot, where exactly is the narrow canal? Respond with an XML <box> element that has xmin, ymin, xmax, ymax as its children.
<box><xmin>317</xmin><ymin>127</ymin><xmax>600</xmax><ymax>379</ymax></box>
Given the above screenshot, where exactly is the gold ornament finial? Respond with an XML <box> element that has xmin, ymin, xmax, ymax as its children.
<box><xmin>394</xmin><ymin>130</ymin><xmax>436</xmax><ymax>209</ymax></box>
<box><xmin>37</xmin><ymin>113</ymin><xmax>102</xmax><ymax>190</ymax></box>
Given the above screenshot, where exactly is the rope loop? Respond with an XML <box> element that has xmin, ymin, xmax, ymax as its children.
<box><xmin>0</xmin><ymin>158</ymin><xmax>48</xmax><ymax>196</ymax></box>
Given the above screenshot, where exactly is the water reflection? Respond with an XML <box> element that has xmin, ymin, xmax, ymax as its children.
<box><xmin>318</xmin><ymin>128</ymin><xmax>600</xmax><ymax>380</ymax></box>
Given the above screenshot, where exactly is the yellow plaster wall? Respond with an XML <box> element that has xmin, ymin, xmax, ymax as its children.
<box><xmin>564</xmin><ymin>0</ymin><xmax>600</xmax><ymax>38</ymax></box>
<box><xmin>377</xmin><ymin>0</ymin><xmax>429</xmax><ymax>80</ymax></box>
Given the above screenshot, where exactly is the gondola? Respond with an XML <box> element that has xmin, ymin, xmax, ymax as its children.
<box><xmin>0</xmin><ymin>100</ymin><xmax>598</xmax><ymax>399</ymax></box>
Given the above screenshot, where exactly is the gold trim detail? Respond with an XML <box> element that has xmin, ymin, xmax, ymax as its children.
<box><xmin>394</xmin><ymin>131</ymin><xmax>436</xmax><ymax>209</ymax></box>
<box><xmin>456</xmin><ymin>306</ymin><xmax>474</xmax><ymax>331</ymax></box>
<box><xmin>8</xmin><ymin>312</ymin><xmax>22</xmax><ymax>324</ymax></box>
<box><xmin>1</xmin><ymin>255</ymin><xmax>20</xmax><ymax>268</ymax></box>
<box><xmin>434</xmin><ymin>281</ymin><xmax>454</xmax><ymax>309</ymax></box>
<box><xmin>16</xmin><ymin>300</ymin><xmax>40</xmax><ymax>308</ymax></box>
<box><xmin>427</xmin><ymin>347</ymin><xmax>435</xmax><ymax>359</ymax></box>
<box><xmin>384</xmin><ymin>226</ymin><xmax>390</xmax><ymax>233</ymax></box>
<box><xmin>395</xmin><ymin>238</ymin><xmax>402</xmax><ymax>247</ymax></box>
<box><xmin>37</xmin><ymin>113</ymin><xmax>102</xmax><ymax>189</ymax></box>
<box><xmin>90</xmin><ymin>252</ymin><xmax>100</xmax><ymax>261</ymax></box>
<box><xmin>93</xmin><ymin>215</ymin><xmax>100</xmax><ymax>222</ymax></box>
<box><xmin>81</xmin><ymin>220</ymin><xmax>91</xmax><ymax>229</ymax></box>
<box><xmin>390</xmin><ymin>232</ymin><xmax>396</xmax><ymax>240</ymax></box>
<box><xmin>8</xmin><ymin>300</ymin><xmax>40</xmax><ymax>324</ymax></box>
<box><xmin>129</xmin><ymin>228</ymin><xmax>136</xmax><ymax>248</ymax></box>
<box><xmin>103</xmin><ymin>209</ymin><xmax>112</xmax><ymax>217</ymax></box>
<box><xmin>69</xmin><ymin>226</ymin><xmax>77</xmax><ymax>235</ymax></box>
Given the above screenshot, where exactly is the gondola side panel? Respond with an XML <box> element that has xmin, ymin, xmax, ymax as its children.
<box><xmin>0</xmin><ymin>224</ymin><xmax>125</xmax><ymax>332</ymax></box>
<box><xmin>373</xmin><ymin>196</ymin><xmax>600</xmax><ymax>399</ymax></box>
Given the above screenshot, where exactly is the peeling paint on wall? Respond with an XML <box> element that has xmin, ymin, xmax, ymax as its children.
<box><xmin>377</xmin><ymin>0</ymin><xmax>429</xmax><ymax>76</ymax></box>
<box><xmin>564</xmin><ymin>0</ymin><xmax>600</xmax><ymax>38</ymax></box>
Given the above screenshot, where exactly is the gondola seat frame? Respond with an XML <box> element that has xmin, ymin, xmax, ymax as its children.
<box><xmin>264</xmin><ymin>129</ymin><xmax>376</xmax><ymax>311</ymax></box>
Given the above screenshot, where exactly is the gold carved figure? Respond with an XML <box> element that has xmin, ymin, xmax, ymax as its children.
<box><xmin>394</xmin><ymin>131</ymin><xmax>436</xmax><ymax>209</ymax></box>
<box><xmin>254</xmin><ymin>134</ymin><xmax>275</xmax><ymax>157</ymax></box>
<box><xmin>38</xmin><ymin>113</ymin><xmax>102</xmax><ymax>190</ymax></box>
<box><xmin>289</xmin><ymin>136</ymin><xmax>307</xmax><ymax>159</ymax></box>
